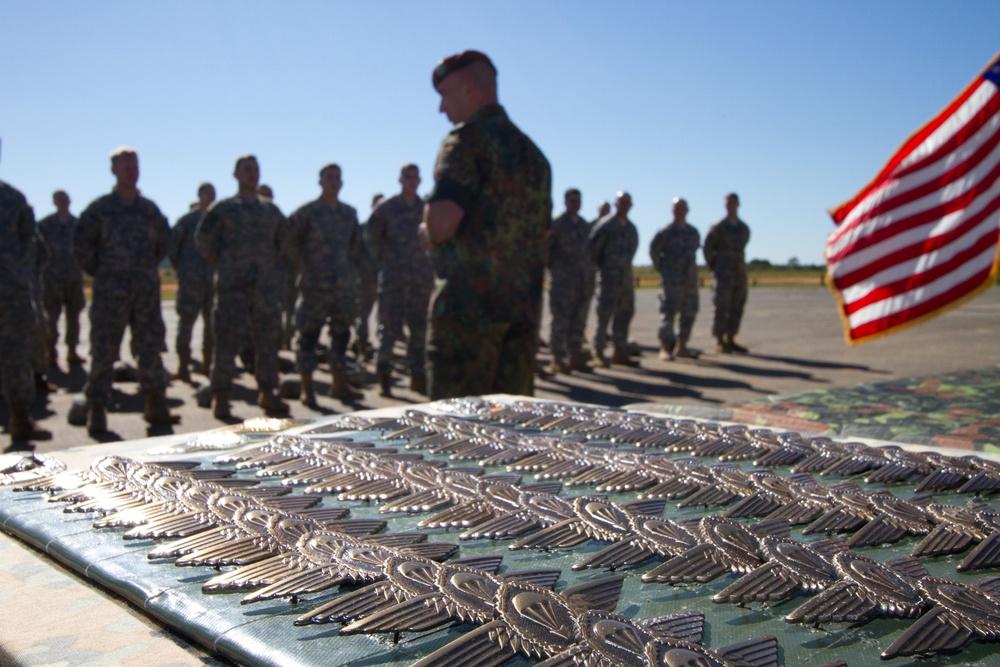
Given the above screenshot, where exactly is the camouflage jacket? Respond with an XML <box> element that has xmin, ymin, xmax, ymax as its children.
<box><xmin>74</xmin><ymin>190</ymin><xmax>170</xmax><ymax>278</ymax></box>
<box><xmin>703</xmin><ymin>217</ymin><xmax>750</xmax><ymax>275</ymax></box>
<box><xmin>37</xmin><ymin>213</ymin><xmax>84</xmax><ymax>284</ymax></box>
<box><xmin>590</xmin><ymin>214</ymin><xmax>638</xmax><ymax>279</ymax></box>
<box><xmin>0</xmin><ymin>180</ymin><xmax>37</xmax><ymax>290</ymax></box>
<box><xmin>286</xmin><ymin>197</ymin><xmax>361</xmax><ymax>291</ymax></box>
<box><xmin>366</xmin><ymin>193</ymin><xmax>431</xmax><ymax>285</ymax></box>
<box><xmin>428</xmin><ymin>103</ymin><xmax>552</xmax><ymax>323</ymax></box>
<box><xmin>650</xmin><ymin>221</ymin><xmax>700</xmax><ymax>284</ymax></box>
<box><xmin>547</xmin><ymin>211</ymin><xmax>592</xmax><ymax>281</ymax></box>
<box><xmin>196</xmin><ymin>194</ymin><xmax>286</xmax><ymax>291</ymax></box>
<box><xmin>168</xmin><ymin>208</ymin><xmax>212</xmax><ymax>284</ymax></box>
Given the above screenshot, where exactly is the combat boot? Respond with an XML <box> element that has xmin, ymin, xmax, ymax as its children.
<box><xmin>612</xmin><ymin>345</ymin><xmax>639</xmax><ymax>367</ymax></box>
<box><xmin>8</xmin><ymin>401</ymin><xmax>52</xmax><ymax>441</ymax></box>
<box><xmin>211</xmin><ymin>392</ymin><xmax>231</xmax><ymax>419</ymax></box>
<box><xmin>592</xmin><ymin>345</ymin><xmax>611</xmax><ymax>369</ymax></box>
<box><xmin>674</xmin><ymin>340</ymin><xmax>699</xmax><ymax>359</ymax></box>
<box><xmin>86</xmin><ymin>402</ymin><xmax>108</xmax><ymax>435</ymax></box>
<box><xmin>258</xmin><ymin>388</ymin><xmax>290</xmax><ymax>414</ymax></box>
<box><xmin>143</xmin><ymin>391</ymin><xmax>175</xmax><ymax>425</ymax></box>
<box><xmin>201</xmin><ymin>348</ymin><xmax>212</xmax><ymax>376</ymax></box>
<box><xmin>568</xmin><ymin>350</ymin><xmax>592</xmax><ymax>373</ymax></box>
<box><xmin>35</xmin><ymin>373</ymin><xmax>58</xmax><ymax>394</ymax></box>
<box><xmin>332</xmin><ymin>368</ymin><xmax>364</xmax><ymax>401</ymax></box>
<box><xmin>658</xmin><ymin>344</ymin><xmax>674</xmax><ymax>361</ymax></box>
<box><xmin>377</xmin><ymin>366</ymin><xmax>393</xmax><ymax>398</ymax></box>
<box><xmin>176</xmin><ymin>351</ymin><xmax>192</xmax><ymax>382</ymax></box>
<box><xmin>727</xmin><ymin>335</ymin><xmax>749</xmax><ymax>354</ymax></box>
<box><xmin>409</xmin><ymin>371</ymin><xmax>427</xmax><ymax>395</ymax></box>
<box><xmin>66</xmin><ymin>347</ymin><xmax>85</xmax><ymax>365</ymax></box>
<box><xmin>716</xmin><ymin>336</ymin><xmax>733</xmax><ymax>354</ymax></box>
<box><xmin>300</xmin><ymin>372</ymin><xmax>317</xmax><ymax>407</ymax></box>
<box><xmin>545</xmin><ymin>357</ymin><xmax>571</xmax><ymax>375</ymax></box>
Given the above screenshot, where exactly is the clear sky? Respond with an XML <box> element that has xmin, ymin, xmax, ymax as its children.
<box><xmin>3</xmin><ymin>1</ymin><xmax>998</xmax><ymax>266</ymax></box>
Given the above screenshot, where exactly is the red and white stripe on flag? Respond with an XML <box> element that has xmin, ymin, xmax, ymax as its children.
<box><xmin>826</xmin><ymin>52</ymin><xmax>1000</xmax><ymax>344</ymax></box>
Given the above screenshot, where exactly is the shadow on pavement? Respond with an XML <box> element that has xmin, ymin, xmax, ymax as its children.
<box><xmin>745</xmin><ymin>353</ymin><xmax>889</xmax><ymax>374</ymax></box>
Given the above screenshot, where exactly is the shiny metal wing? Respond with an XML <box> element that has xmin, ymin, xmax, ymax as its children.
<box><xmin>881</xmin><ymin>606</ymin><xmax>976</xmax><ymax>659</ymax></box>
<box><xmin>784</xmin><ymin>581</ymin><xmax>876</xmax><ymax>624</ymax></box>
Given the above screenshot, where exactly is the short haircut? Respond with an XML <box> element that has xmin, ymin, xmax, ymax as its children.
<box><xmin>52</xmin><ymin>189</ymin><xmax>69</xmax><ymax>200</ymax></box>
<box><xmin>371</xmin><ymin>193</ymin><xmax>385</xmax><ymax>207</ymax></box>
<box><xmin>197</xmin><ymin>182</ymin><xmax>214</xmax><ymax>195</ymax></box>
<box><xmin>564</xmin><ymin>188</ymin><xmax>581</xmax><ymax>198</ymax></box>
<box><xmin>400</xmin><ymin>162</ymin><xmax>419</xmax><ymax>174</ymax></box>
<box><xmin>727</xmin><ymin>192</ymin><xmax>739</xmax><ymax>201</ymax></box>
<box><xmin>235</xmin><ymin>155</ymin><xmax>257</xmax><ymax>171</ymax></box>
<box><xmin>109</xmin><ymin>146</ymin><xmax>137</xmax><ymax>165</ymax></box>
<box><xmin>319</xmin><ymin>163</ymin><xmax>341</xmax><ymax>178</ymax></box>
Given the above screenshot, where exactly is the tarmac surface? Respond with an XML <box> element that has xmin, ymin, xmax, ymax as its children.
<box><xmin>13</xmin><ymin>285</ymin><xmax>1000</xmax><ymax>456</ymax></box>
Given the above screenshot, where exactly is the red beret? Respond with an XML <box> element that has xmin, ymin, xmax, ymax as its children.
<box><xmin>432</xmin><ymin>50</ymin><xmax>497</xmax><ymax>90</ymax></box>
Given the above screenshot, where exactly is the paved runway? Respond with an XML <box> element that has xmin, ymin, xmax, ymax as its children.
<box><xmin>17</xmin><ymin>286</ymin><xmax>1000</xmax><ymax>455</ymax></box>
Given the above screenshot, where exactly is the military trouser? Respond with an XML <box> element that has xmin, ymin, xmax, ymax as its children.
<box><xmin>658</xmin><ymin>280</ymin><xmax>699</xmax><ymax>348</ymax></box>
<box><xmin>355</xmin><ymin>265</ymin><xmax>378</xmax><ymax>346</ymax></box>
<box><xmin>31</xmin><ymin>289</ymin><xmax>47</xmax><ymax>373</ymax></box>
<box><xmin>211</xmin><ymin>283</ymin><xmax>281</xmax><ymax>393</ymax></box>
<box><xmin>43</xmin><ymin>278</ymin><xmax>85</xmax><ymax>350</ymax></box>
<box><xmin>0</xmin><ymin>287</ymin><xmax>37</xmax><ymax>403</ymax></box>
<box><xmin>175</xmin><ymin>277</ymin><xmax>214</xmax><ymax>359</ymax></box>
<box><xmin>376</xmin><ymin>279</ymin><xmax>431</xmax><ymax>374</ymax></box>
<box><xmin>276</xmin><ymin>262</ymin><xmax>297</xmax><ymax>349</ymax></box>
<box><xmin>427</xmin><ymin>314</ymin><xmax>537</xmax><ymax>400</ymax></box>
<box><xmin>594</xmin><ymin>275</ymin><xmax>635</xmax><ymax>350</ymax></box>
<box><xmin>295</xmin><ymin>285</ymin><xmax>354</xmax><ymax>374</ymax></box>
<box><xmin>711</xmin><ymin>273</ymin><xmax>748</xmax><ymax>338</ymax></box>
<box><xmin>548</xmin><ymin>272</ymin><xmax>590</xmax><ymax>360</ymax></box>
<box><xmin>84</xmin><ymin>273</ymin><xmax>167</xmax><ymax>402</ymax></box>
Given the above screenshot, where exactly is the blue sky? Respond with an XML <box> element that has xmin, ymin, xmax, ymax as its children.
<box><xmin>3</xmin><ymin>1</ymin><xmax>998</xmax><ymax>265</ymax></box>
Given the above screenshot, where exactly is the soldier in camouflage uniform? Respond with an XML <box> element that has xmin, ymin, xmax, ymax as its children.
<box><xmin>367</xmin><ymin>164</ymin><xmax>433</xmax><ymax>397</ymax></box>
<box><xmin>650</xmin><ymin>197</ymin><xmax>701</xmax><ymax>360</ymax></box>
<box><xmin>420</xmin><ymin>50</ymin><xmax>552</xmax><ymax>399</ymax></box>
<box><xmin>546</xmin><ymin>188</ymin><xmax>592</xmax><ymax>374</ymax></box>
<box><xmin>167</xmin><ymin>182</ymin><xmax>215</xmax><ymax>382</ymax></box>
<box><xmin>0</xmin><ymin>178</ymin><xmax>52</xmax><ymax>441</ymax></box>
<box><xmin>74</xmin><ymin>147</ymin><xmax>174</xmax><ymax>433</ymax></box>
<box><xmin>703</xmin><ymin>192</ymin><xmax>751</xmax><ymax>354</ymax></box>
<box><xmin>196</xmin><ymin>155</ymin><xmax>288</xmax><ymax>418</ymax></box>
<box><xmin>590</xmin><ymin>191</ymin><xmax>639</xmax><ymax>367</ymax></box>
<box><xmin>37</xmin><ymin>190</ymin><xmax>86</xmax><ymax>367</ymax></box>
<box><xmin>286</xmin><ymin>163</ymin><xmax>364</xmax><ymax>405</ymax></box>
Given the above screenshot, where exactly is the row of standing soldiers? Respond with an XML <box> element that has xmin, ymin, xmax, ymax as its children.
<box><xmin>20</xmin><ymin>149</ymin><xmax>436</xmax><ymax>436</ymax></box>
<box><xmin>5</xmin><ymin>147</ymin><xmax>750</xmax><ymax>441</ymax></box>
<box><xmin>547</xmin><ymin>190</ymin><xmax>750</xmax><ymax>374</ymax></box>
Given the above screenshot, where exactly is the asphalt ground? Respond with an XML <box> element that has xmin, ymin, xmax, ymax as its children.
<box><xmin>13</xmin><ymin>285</ymin><xmax>1000</xmax><ymax>456</ymax></box>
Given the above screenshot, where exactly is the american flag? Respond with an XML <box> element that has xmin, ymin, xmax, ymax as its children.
<box><xmin>826</xmin><ymin>52</ymin><xmax>1000</xmax><ymax>344</ymax></box>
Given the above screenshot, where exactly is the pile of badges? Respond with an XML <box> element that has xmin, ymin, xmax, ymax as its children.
<box><xmin>10</xmin><ymin>397</ymin><xmax>1000</xmax><ymax>666</ymax></box>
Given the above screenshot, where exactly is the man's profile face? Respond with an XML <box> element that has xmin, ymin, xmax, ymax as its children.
<box><xmin>112</xmin><ymin>153</ymin><xmax>140</xmax><ymax>189</ymax></box>
<box><xmin>437</xmin><ymin>74</ymin><xmax>470</xmax><ymax>125</ymax></box>
<box><xmin>565</xmin><ymin>192</ymin><xmax>581</xmax><ymax>215</ymax></box>
<box><xmin>235</xmin><ymin>158</ymin><xmax>260</xmax><ymax>190</ymax></box>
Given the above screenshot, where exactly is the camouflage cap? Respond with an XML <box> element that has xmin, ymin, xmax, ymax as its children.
<box><xmin>432</xmin><ymin>50</ymin><xmax>496</xmax><ymax>90</ymax></box>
